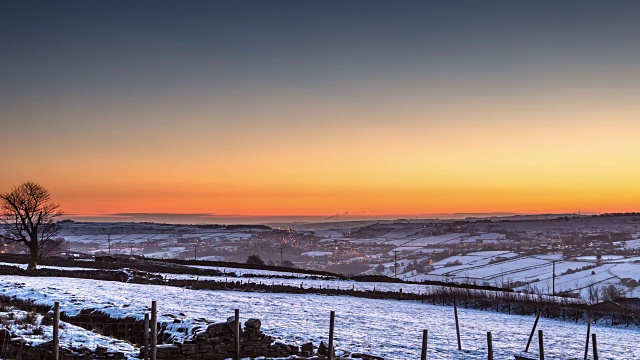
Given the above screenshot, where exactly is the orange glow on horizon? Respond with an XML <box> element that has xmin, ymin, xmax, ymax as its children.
<box><xmin>3</xmin><ymin>65</ymin><xmax>640</xmax><ymax>217</ymax></box>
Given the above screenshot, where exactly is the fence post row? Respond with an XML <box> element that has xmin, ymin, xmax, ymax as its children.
<box><xmin>53</xmin><ymin>301</ymin><xmax>60</xmax><ymax>360</ymax></box>
<box><xmin>328</xmin><ymin>311</ymin><xmax>335</xmax><ymax>360</ymax></box>
<box><xmin>46</xmin><ymin>295</ymin><xmax>616</xmax><ymax>360</ymax></box>
<box><xmin>454</xmin><ymin>300</ymin><xmax>462</xmax><ymax>351</ymax></box>
<box><xmin>151</xmin><ymin>301</ymin><xmax>157</xmax><ymax>360</ymax></box>
<box><xmin>143</xmin><ymin>313</ymin><xmax>150</xmax><ymax>360</ymax></box>
<box><xmin>234</xmin><ymin>309</ymin><xmax>240</xmax><ymax>360</ymax></box>
<box><xmin>421</xmin><ymin>329</ymin><xmax>428</xmax><ymax>360</ymax></box>
<box><xmin>525</xmin><ymin>311</ymin><xmax>541</xmax><ymax>353</ymax></box>
<box><xmin>584</xmin><ymin>315</ymin><xmax>591</xmax><ymax>360</ymax></box>
<box><xmin>538</xmin><ymin>330</ymin><xmax>544</xmax><ymax>360</ymax></box>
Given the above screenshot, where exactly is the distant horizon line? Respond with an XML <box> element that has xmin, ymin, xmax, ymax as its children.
<box><xmin>58</xmin><ymin>211</ymin><xmax>606</xmax><ymax>225</ymax></box>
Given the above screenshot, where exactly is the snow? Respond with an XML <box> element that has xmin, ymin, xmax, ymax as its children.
<box><xmin>621</xmin><ymin>240</ymin><xmax>640</xmax><ymax>249</ymax></box>
<box><xmin>462</xmin><ymin>233</ymin><xmax>507</xmax><ymax>243</ymax></box>
<box><xmin>0</xmin><ymin>307</ymin><xmax>138</xmax><ymax>358</ymax></box>
<box><xmin>576</xmin><ymin>256</ymin><xmax>625</xmax><ymax>261</ymax></box>
<box><xmin>0</xmin><ymin>262</ymin><xmax>94</xmax><ymax>272</ymax></box>
<box><xmin>0</xmin><ymin>275</ymin><xmax>638</xmax><ymax>359</ymax></box>
<box><xmin>301</xmin><ymin>251</ymin><xmax>333</xmax><ymax>257</ymax></box>
<box><xmin>164</xmin><ymin>272</ymin><xmax>430</xmax><ymax>294</ymax></box>
<box><xmin>185</xmin><ymin>265</ymin><xmax>336</xmax><ymax>279</ymax></box>
<box><xmin>397</xmin><ymin>233</ymin><xmax>468</xmax><ymax>247</ymax></box>
<box><xmin>432</xmin><ymin>252</ymin><xmax>517</xmax><ymax>267</ymax></box>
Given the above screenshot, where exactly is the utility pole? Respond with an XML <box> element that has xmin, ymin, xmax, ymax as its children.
<box><xmin>394</xmin><ymin>250</ymin><xmax>398</xmax><ymax>278</ymax></box>
<box><xmin>108</xmin><ymin>233</ymin><xmax>111</xmax><ymax>255</ymax></box>
<box><xmin>280</xmin><ymin>246</ymin><xmax>284</xmax><ymax>265</ymax></box>
<box><xmin>552</xmin><ymin>260</ymin><xmax>556</xmax><ymax>296</ymax></box>
<box><xmin>194</xmin><ymin>242</ymin><xmax>198</xmax><ymax>261</ymax></box>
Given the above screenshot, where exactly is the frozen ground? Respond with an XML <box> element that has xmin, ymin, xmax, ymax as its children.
<box><xmin>0</xmin><ymin>276</ymin><xmax>636</xmax><ymax>359</ymax></box>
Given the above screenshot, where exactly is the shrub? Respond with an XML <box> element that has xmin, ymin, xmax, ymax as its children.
<box><xmin>246</xmin><ymin>255</ymin><xmax>265</xmax><ymax>265</ymax></box>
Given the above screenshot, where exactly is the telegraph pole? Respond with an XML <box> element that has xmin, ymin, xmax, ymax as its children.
<box><xmin>280</xmin><ymin>246</ymin><xmax>284</xmax><ymax>265</ymax></box>
<box><xmin>552</xmin><ymin>260</ymin><xmax>556</xmax><ymax>296</ymax></box>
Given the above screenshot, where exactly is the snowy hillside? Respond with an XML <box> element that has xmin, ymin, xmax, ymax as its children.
<box><xmin>1</xmin><ymin>276</ymin><xmax>638</xmax><ymax>359</ymax></box>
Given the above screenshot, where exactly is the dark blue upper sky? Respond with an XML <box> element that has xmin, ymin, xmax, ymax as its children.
<box><xmin>3</xmin><ymin>0</ymin><xmax>640</xmax><ymax>106</ymax></box>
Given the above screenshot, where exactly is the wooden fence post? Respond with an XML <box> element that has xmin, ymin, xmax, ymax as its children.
<box><xmin>143</xmin><ymin>313</ymin><xmax>149</xmax><ymax>360</ymax></box>
<box><xmin>328</xmin><ymin>311</ymin><xmax>335</xmax><ymax>360</ymax></box>
<box><xmin>53</xmin><ymin>301</ymin><xmax>60</xmax><ymax>360</ymax></box>
<box><xmin>454</xmin><ymin>299</ymin><xmax>462</xmax><ymax>350</ymax></box>
<box><xmin>487</xmin><ymin>331</ymin><xmax>493</xmax><ymax>360</ymax></box>
<box><xmin>525</xmin><ymin>312</ymin><xmax>541</xmax><ymax>352</ymax></box>
<box><xmin>592</xmin><ymin>333</ymin><xmax>598</xmax><ymax>360</ymax></box>
<box><xmin>421</xmin><ymin>329</ymin><xmax>428</xmax><ymax>360</ymax></box>
<box><xmin>235</xmin><ymin>309</ymin><xmax>240</xmax><ymax>360</ymax></box>
<box><xmin>151</xmin><ymin>301</ymin><xmax>157</xmax><ymax>360</ymax></box>
<box><xmin>538</xmin><ymin>330</ymin><xmax>544</xmax><ymax>360</ymax></box>
<box><xmin>583</xmin><ymin>315</ymin><xmax>591</xmax><ymax>360</ymax></box>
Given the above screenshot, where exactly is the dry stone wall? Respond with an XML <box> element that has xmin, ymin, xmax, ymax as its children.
<box><xmin>152</xmin><ymin>317</ymin><xmax>312</xmax><ymax>360</ymax></box>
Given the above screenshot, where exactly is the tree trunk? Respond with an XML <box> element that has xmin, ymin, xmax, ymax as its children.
<box><xmin>27</xmin><ymin>243</ymin><xmax>38</xmax><ymax>270</ymax></box>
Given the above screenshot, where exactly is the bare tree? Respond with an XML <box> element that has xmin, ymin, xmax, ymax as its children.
<box><xmin>0</xmin><ymin>182</ymin><xmax>64</xmax><ymax>270</ymax></box>
<box><xmin>601</xmin><ymin>284</ymin><xmax>624</xmax><ymax>301</ymax></box>
<box><xmin>587</xmin><ymin>280</ymin><xmax>601</xmax><ymax>304</ymax></box>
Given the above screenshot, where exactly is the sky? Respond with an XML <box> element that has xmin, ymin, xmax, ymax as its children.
<box><xmin>2</xmin><ymin>1</ymin><xmax>640</xmax><ymax>219</ymax></box>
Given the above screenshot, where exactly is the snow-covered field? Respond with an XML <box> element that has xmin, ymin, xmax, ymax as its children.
<box><xmin>374</xmin><ymin>250</ymin><xmax>640</xmax><ymax>299</ymax></box>
<box><xmin>1</xmin><ymin>275</ymin><xmax>637</xmax><ymax>359</ymax></box>
<box><xmin>165</xmin><ymin>272</ymin><xmax>431</xmax><ymax>295</ymax></box>
<box><xmin>0</xmin><ymin>261</ymin><xmax>432</xmax><ymax>295</ymax></box>
<box><xmin>185</xmin><ymin>264</ymin><xmax>337</xmax><ymax>279</ymax></box>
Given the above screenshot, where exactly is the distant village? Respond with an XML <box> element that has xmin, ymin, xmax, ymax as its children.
<box><xmin>4</xmin><ymin>213</ymin><xmax>640</xmax><ymax>300</ymax></box>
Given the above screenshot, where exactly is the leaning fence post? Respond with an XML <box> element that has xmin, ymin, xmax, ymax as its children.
<box><xmin>53</xmin><ymin>301</ymin><xmax>60</xmax><ymax>360</ymax></box>
<box><xmin>143</xmin><ymin>313</ymin><xmax>150</xmax><ymax>360</ymax></box>
<box><xmin>525</xmin><ymin>311</ymin><xmax>541</xmax><ymax>352</ymax></box>
<box><xmin>538</xmin><ymin>330</ymin><xmax>544</xmax><ymax>360</ymax></box>
<box><xmin>487</xmin><ymin>331</ymin><xmax>493</xmax><ymax>360</ymax></box>
<box><xmin>234</xmin><ymin>309</ymin><xmax>240</xmax><ymax>360</ymax></box>
<box><xmin>328</xmin><ymin>311</ymin><xmax>335</xmax><ymax>360</ymax></box>
<box><xmin>454</xmin><ymin>299</ymin><xmax>462</xmax><ymax>350</ymax></box>
<box><xmin>421</xmin><ymin>329</ymin><xmax>428</xmax><ymax>360</ymax></box>
<box><xmin>584</xmin><ymin>315</ymin><xmax>591</xmax><ymax>360</ymax></box>
<box><xmin>592</xmin><ymin>333</ymin><xmax>598</xmax><ymax>360</ymax></box>
<box><xmin>151</xmin><ymin>301</ymin><xmax>157</xmax><ymax>360</ymax></box>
